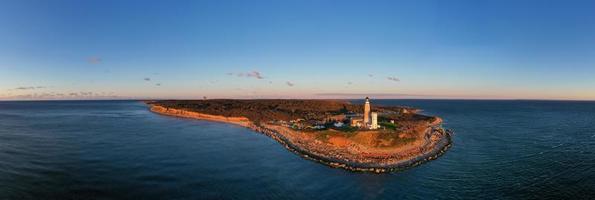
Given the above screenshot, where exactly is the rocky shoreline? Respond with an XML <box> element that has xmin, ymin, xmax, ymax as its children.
<box><xmin>149</xmin><ymin>104</ymin><xmax>452</xmax><ymax>173</ymax></box>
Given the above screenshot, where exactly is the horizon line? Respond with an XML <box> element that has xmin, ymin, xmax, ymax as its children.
<box><xmin>2</xmin><ymin>98</ymin><xmax>595</xmax><ymax>102</ymax></box>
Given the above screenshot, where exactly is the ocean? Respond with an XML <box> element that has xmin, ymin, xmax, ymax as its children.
<box><xmin>0</xmin><ymin>100</ymin><xmax>593</xmax><ymax>199</ymax></box>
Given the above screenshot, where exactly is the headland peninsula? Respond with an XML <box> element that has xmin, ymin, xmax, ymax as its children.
<box><xmin>147</xmin><ymin>98</ymin><xmax>452</xmax><ymax>173</ymax></box>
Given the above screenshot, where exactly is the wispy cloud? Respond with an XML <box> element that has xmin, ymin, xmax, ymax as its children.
<box><xmin>144</xmin><ymin>78</ymin><xmax>151</xmax><ymax>81</ymax></box>
<box><xmin>12</xmin><ymin>86</ymin><xmax>46</xmax><ymax>90</ymax></box>
<box><xmin>87</xmin><ymin>56</ymin><xmax>102</xmax><ymax>64</ymax></box>
<box><xmin>246</xmin><ymin>71</ymin><xmax>264</xmax><ymax>79</ymax></box>
<box><xmin>156</xmin><ymin>83</ymin><xmax>161</xmax><ymax>86</ymax></box>
<box><xmin>14</xmin><ymin>86</ymin><xmax>36</xmax><ymax>90</ymax></box>
<box><xmin>368</xmin><ymin>74</ymin><xmax>374</xmax><ymax>77</ymax></box>
<box><xmin>1</xmin><ymin>91</ymin><xmax>119</xmax><ymax>100</ymax></box>
<box><xmin>286</xmin><ymin>81</ymin><xmax>295</xmax><ymax>87</ymax></box>
<box><xmin>227</xmin><ymin>71</ymin><xmax>264</xmax><ymax>79</ymax></box>
<box><xmin>387</xmin><ymin>76</ymin><xmax>400</xmax><ymax>82</ymax></box>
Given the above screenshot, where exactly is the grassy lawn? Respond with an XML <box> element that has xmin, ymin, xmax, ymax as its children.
<box><xmin>311</xmin><ymin>124</ymin><xmax>419</xmax><ymax>148</ymax></box>
<box><xmin>379</xmin><ymin>122</ymin><xmax>398</xmax><ymax>130</ymax></box>
<box><xmin>333</xmin><ymin>125</ymin><xmax>359</xmax><ymax>133</ymax></box>
<box><xmin>313</xmin><ymin>130</ymin><xmax>350</xmax><ymax>141</ymax></box>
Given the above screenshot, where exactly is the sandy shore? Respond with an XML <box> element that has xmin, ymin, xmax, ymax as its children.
<box><xmin>149</xmin><ymin>105</ymin><xmax>452</xmax><ymax>173</ymax></box>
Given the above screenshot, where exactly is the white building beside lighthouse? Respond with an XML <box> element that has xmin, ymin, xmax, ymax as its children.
<box><xmin>371</xmin><ymin>112</ymin><xmax>378</xmax><ymax>129</ymax></box>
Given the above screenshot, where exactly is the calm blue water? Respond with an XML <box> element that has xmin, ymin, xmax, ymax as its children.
<box><xmin>0</xmin><ymin>100</ymin><xmax>594</xmax><ymax>199</ymax></box>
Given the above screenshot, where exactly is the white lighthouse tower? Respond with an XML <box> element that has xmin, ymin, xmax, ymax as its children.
<box><xmin>363</xmin><ymin>97</ymin><xmax>371</xmax><ymax>125</ymax></box>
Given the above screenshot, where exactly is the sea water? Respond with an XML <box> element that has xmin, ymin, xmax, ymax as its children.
<box><xmin>0</xmin><ymin>100</ymin><xmax>594</xmax><ymax>199</ymax></box>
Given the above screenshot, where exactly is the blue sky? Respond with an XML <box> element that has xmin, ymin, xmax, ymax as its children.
<box><xmin>1</xmin><ymin>0</ymin><xmax>595</xmax><ymax>100</ymax></box>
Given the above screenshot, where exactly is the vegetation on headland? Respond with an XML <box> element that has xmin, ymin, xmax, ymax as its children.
<box><xmin>149</xmin><ymin>99</ymin><xmax>414</xmax><ymax>121</ymax></box>
<box><xmin>147</xmin><ymin>99</ymin><xmax>452</xmax><ymax>173</ymax></box>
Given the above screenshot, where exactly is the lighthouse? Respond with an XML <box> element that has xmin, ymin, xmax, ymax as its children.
<box><xmin>363</xmin><ymin>97</ymin><xmax>371</xmax><ymax>125</ymax></box>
